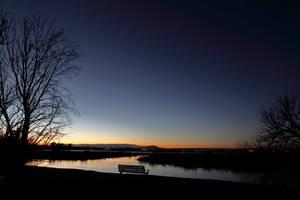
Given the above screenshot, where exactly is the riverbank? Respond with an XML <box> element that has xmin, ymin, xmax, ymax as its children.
<box><xmin>0</xmin><ymin>166</ymin><xmax>297</xmax><ymax>197</ymax></box>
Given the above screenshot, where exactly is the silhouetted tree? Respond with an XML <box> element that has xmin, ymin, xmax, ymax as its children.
<box><xmin>0</xmin><ymin>12</ymin><xmax>81</xmax><ymax>145</ymax></box>
<box><xmin>257</xmin><ymin>91</ymin><xmax>300</xmax><ymax>150</ymax></box>
<box><xmin>239</xmin><ymin>135</ymin><xmax>264</xmax><ymax>150</ymax></box>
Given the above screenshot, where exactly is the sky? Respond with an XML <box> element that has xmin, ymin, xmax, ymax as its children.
<box><xmin>4</xmin><ymin>0</ymin><xmax>300</xmax><ymax>148</ymax></box>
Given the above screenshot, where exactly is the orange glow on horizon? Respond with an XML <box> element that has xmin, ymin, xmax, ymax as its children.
<box><xmin>59</xmin><ymin>129</ymin><xmax>239</xmax><ymax>149</ymax></box>
<box><xmin>59</xmin><ymin>138</ymin><xmax>237</xmax><ymax>149</ymax></box>
<box><xmin>61</xmin><ymin>127</ymin><xmax>240</xmax><ymax>149</ymax></box>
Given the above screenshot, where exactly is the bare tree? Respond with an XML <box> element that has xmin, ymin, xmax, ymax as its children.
<box><xmin>0</xmin><ymin>62</ymin><xmax>17</xmax><ymax>139</ymax></box>
<box><xmin>239</xmin><ymin>135</ymin><xmax>266</xmax><ymax>150</ymax></box>
<box><xmin>257</xmin><ymin>91</ymin><xmax>300</xmax><ymax>150</ymax></box>
<box><xmin>0</xmin><ymin>12</ymin><xmax>81</xmax><ymax>145</ymax></box>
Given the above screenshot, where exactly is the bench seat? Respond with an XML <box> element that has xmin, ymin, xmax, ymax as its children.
<box><xmin>118</xmin><ymin>164</ymin><xmax>149</xmax><ymax>175</ymax></box>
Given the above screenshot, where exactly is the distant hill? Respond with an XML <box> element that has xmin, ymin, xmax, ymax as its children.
<box><xmin>72</xmin><ymin>144</ymin><xmax>160</xmax><ymax>150</ymax></box>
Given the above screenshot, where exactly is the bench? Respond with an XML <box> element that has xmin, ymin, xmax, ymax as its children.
<box><xmin>118</xmin><ymin>164</ymin><xmax>149</xmax><ymax>175</ymax></box>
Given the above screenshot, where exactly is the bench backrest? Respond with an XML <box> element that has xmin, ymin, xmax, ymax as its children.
<box><xmin>118</xmin><ymin>164</ymin><xmax>146</xmax><ymax>173</ymax></box>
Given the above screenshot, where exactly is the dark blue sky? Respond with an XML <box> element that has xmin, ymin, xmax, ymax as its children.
<box><xmin>5</xmin><ymin>0</ymin><xmax>300</xmax><ymax>147</ymax></box>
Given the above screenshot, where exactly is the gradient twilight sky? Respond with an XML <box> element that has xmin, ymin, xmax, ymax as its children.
<box><xmin>5</xmin><ymin>0</ymin><xmax>300</xmax><ymax>147</ymax></box>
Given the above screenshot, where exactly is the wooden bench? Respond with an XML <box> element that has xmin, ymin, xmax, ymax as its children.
<box><xmin>118</xmin><ymin>164</ymin><xmax>149</xmax><ymax>175</ymax></box>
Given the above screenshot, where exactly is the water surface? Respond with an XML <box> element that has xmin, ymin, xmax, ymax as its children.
<box><xmin>27</xmin><ymin>156</ymin><xmax>258</xmax><ymax>183</ymax></box>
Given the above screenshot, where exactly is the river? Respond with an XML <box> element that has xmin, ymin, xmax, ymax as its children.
<box><xmin>26</xmin><ymin>155</ymin><xmax>260</xmax><ymax>184</ymax></box>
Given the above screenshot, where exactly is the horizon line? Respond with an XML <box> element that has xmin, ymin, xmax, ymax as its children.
<box><xmin>50</xmin><ymin>142</ymin><xmax>240</xmax><ymax>149</ymax></box>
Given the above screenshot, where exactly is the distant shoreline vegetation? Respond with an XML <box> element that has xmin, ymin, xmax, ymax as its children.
<box><xmin>137</xmin><ymin>151</ymin><xmax>300</xmax><ymax>186</ymax></box>
<box><xmin>29</xmin><ymin>150</ymin><xmax>140</xmax><ymax>161</ymax></box>
<box><xmin>137</xmin><ymin>152</ymin><xmax>300</xmax><ymax>172</ymax></box>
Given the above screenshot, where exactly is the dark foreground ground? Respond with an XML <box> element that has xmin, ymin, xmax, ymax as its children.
<box><xmin>0</xmin><ymin>166</ymin><xmax>298</xmax><ymax>198</ymax></box>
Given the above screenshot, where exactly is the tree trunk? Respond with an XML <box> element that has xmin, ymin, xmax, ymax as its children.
<box><xmin>21</xmin><ymin>118</ymin><xmax>30</xmax><ymax>144</ymax></box>
<box><xmin>3</xmin><ymin>113</ymin><xmax>13</xmax><ymax>138</ymax></box>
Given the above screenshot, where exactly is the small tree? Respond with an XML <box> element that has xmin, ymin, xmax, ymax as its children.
<box><xmin>0</xmin><ymin>12</ymin><xmax>81</xmax><ymax>145</ymax></box>
<box><xmin>257</xmin><ymin>91</ymin><xmax>300</xmax><ymax>150</ymax></box>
